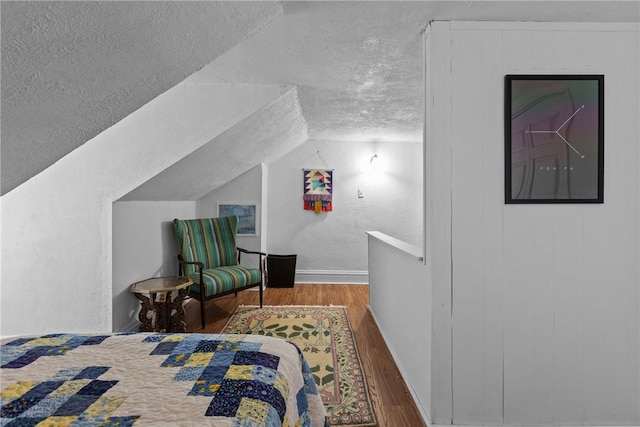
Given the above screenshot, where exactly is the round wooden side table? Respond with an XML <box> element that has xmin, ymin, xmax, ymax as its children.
<box><xmin>130</xmin><ymin>276</ymin><xmax>192</xmax><ymax>333</ymax></box>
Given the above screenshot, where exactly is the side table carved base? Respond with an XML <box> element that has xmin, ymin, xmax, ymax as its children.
<box><xmin>133</xmin><ymin>292</ymin><xmax>156</xmax><ymax>332</ymax></box>
<box><xmin>133</xmin><ymin>288</ymin><xmax>189</xmax><ymax>333</ymax></box>
<box><xmin>130</xmin><ymin>276</ymin><xmax>192</xmax><ymax>333</ymax></box>
<box><xmin>167</xmin><ymin>287</ymin><xmax>189</xmax><ymax>333</ymax></box>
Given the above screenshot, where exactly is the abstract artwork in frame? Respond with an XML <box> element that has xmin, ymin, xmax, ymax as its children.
<box><xmin>217</xmin><ymin>203</ymin><xmax>258</xmax><ymax>235</ymax></box>
<box><xmin>505</xmin><ymin>75</ymin><xmax>604</xmax><ymax>204</ymax></box>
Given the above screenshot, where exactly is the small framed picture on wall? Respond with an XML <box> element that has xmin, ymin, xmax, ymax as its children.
<box><xmin>504</xmin><ymin>74</ymin><xmax>604</xmax><ymax>204</ymax></box>
<box><xmin>217</xmin><ymin>203</ymin><xmax>258</xmax><ymax>236</ymax></box>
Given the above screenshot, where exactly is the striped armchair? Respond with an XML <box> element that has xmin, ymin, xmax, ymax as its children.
<box><xmin>173</xmin><ymin>216</ymin><xmax>265</xmax><ymax>329</ymax></box>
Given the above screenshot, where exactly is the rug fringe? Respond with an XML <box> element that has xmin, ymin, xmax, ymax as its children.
<box><xmin>221</xmin><ymin>305</ymin><xmax>344</xmax><ymax>330</ymax></box>
<box><xmin>236</xmin><ymin>304</ymin><xmax>347</xmax><ymax>308</ymax></box>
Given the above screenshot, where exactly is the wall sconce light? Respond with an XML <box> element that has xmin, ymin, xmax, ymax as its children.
<box><xmin>370</xmin><ymin>154</ymin><xmax>379</xmax><ymax>170</ymax></box>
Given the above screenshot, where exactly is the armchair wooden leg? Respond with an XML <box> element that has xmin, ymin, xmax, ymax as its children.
<box><xmin>200</xmin><ymin>299</ymin><xmax>205</xmax><ymax>330</ymax></box>
<box><xmin>198</xmin><ymin>272</ymin><xmax>206</xmax><ymax>329</ymax></box>
<box><xmin>259</xmin><ymin>284</ymin><xmax>263</xmax><ymax>308</ymax></box>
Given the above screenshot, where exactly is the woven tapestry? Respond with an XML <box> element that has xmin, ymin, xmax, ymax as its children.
<box><xmin>303</xmin><ymin>169</ymin><xmax>333</xmax><ymax>214</ymax></box>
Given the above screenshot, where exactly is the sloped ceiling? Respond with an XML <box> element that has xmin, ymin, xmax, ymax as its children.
<box><xmin>121</xmin><ymin>86</ymin><xmax>307</xmax><ymax>201</ymax></box>
<box><xmin>2</xmin><ymin>1</ymin><xmax>638</xmax><ymax>197</ymax></box>
<box><xmin>0</xmin><ymin>1</ymin><xmax>283</xmax><ymax>195</ymax></box>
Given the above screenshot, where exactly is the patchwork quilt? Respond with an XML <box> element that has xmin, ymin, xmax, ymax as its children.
<box><xmin>1</xmin><ymin>333</ymin><xmax>328</xmax><ymax>426</ymax></box>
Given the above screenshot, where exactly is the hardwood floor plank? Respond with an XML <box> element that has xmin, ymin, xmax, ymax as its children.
<box><xmin>184</xmin><ymin>284</ymin><xmax>427</xmax><ymax>427</ymax></box>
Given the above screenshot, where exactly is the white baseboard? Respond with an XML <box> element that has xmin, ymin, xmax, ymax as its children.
<box><xmin>294</xmin><ymin>269</ymin><xmax>368</xmax><ymax>284</ymax></box>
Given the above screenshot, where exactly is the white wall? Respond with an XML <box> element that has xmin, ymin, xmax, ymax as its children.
<box><xmin>112</xmin><ymin>201</ymin><xmax>196</xmax><ymax>331</ymax></box>
<box><xmin>111</xmin><ymin>165</ymin><xmax>268</xmax><ymax>332</ymax></box>
<box><xmin>267</xmin><ymin>139</ymin><xmax>423</xmax><ymax>281</ymax></box>
<box><xmin>428</xmin><ymin>21</ymin><xmax>639</xmax><ymax>425</ymax></box>
<box><xmin>0</xmin><ymin>82</ymin><xmax>283</xmax><ymax>336</ymax></box>
<box><xmin>113</xmin><ymin>136</ymin><xmax>424</xmax><ymax>305</ymax></box>
<box><xmin>198</xmin><ymin>163</ymin><xmax>266</xmax><ymax>269</ymax></box>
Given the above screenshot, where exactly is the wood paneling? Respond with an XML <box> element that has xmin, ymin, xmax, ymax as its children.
<box><xmin>437</xmin><ymin>22</ymin><xmax>640</xmax><ymax>425</ymax></box>
<box><xmin>185</xmin><ymin>284</ymin><xmax>427</xmax><ymax>427</ymax></box>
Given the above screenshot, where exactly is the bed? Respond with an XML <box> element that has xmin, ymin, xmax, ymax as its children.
<box><xmin>1</xmin><ymin>333</ymin><xmax>328</xmax><ymax>426</ymax></box>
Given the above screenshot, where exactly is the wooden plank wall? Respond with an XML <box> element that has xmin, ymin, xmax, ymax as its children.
<box><xmin>428</xmin><ymin>21</ymin><xmax>639</xmax><ymax>426</ymax></box>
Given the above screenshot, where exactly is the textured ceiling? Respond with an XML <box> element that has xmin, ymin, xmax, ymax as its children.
<box><xmin>1</xmin><ymin>1</ymin><xmax>283</xmax><ymax>195</ymax></box>
<box><xmin>191</xmin><ymin>1</ymin><xmax>430</xmax><ymax>143</ymax></box>
<box><xmin>2</xmin><ymin>1</ymin><xmax>639</xmax><ymax>197</ymax></box>
<box><xmin>126</xmin><ymin>0</ymin><xmax>431</xmax><ymax>200</ymax></box>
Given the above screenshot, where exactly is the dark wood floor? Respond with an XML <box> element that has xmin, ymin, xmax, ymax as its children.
<box><xmin>184</xmin><ymin>284</ymin><xmax>427</xmax><ymax>427</ymax></box>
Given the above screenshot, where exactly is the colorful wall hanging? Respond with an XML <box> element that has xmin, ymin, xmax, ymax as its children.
<box><xmin>303</xmin><ymin>169</ymin><xmax>333</xmax><ymax>214</ymax></box>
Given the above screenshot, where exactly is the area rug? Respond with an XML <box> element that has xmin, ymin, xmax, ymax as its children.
<box><xmin>222</xmin><ymin>305</ymin><xmax>376</xmax><ymax>426</ymax></box>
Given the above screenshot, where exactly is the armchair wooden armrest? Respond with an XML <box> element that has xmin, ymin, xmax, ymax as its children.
<box><xmin>177</xmin><ymin>256</ymin><xmax>204</xmax><ymax>276</ymax></box>
<box><xmin>236</xmin><ymin>248</ymin><xmax>266</xmax><ymax>273</ymax></box>
<box><xmin>237</xmin><ymin>247</ymin><xmax>267</xmax><ymax>256</ymax></box>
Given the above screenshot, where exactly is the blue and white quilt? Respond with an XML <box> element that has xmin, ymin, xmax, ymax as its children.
<box><xmin>1</xmin><ymin>333</ymin><xmax>328</xmax><ymax>426</ymax></box>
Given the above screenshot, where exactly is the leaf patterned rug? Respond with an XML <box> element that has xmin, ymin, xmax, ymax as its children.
<box><xmin>222</xmin><ymin>305</ymin><xmax>376</xmax><ymax>426</ymax></box>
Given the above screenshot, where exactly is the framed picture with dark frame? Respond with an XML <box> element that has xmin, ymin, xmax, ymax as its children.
<box><xmin>505</xmin><ymin>74</ymin><xmax>604</xmax><ymax>204</ymax></box>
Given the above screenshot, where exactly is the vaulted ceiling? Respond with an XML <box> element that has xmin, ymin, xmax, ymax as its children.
<box><xmin>2</xmin><ymin>1</ymin><xmax>638</xmax><ymax>197</ymax></box>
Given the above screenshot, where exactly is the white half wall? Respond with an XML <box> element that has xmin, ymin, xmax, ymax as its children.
<box><xmin>428</xmin><ymin>21</ymin><xmax>639</xmax><ymax>426</ymax></box>
<box><xmin>0</xmin><ymin>82</ymin><xmax>283</xmax><ymax>336</ymax></box>
<box><xmin>267</xmin><ymin>139</ymin><xmax>423</xmax><ymax>273</ymax></box>
<box><xmin>367</xmin><ymin>231</ymin><xmax>430</xmax><ymax>424</ymax></box>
